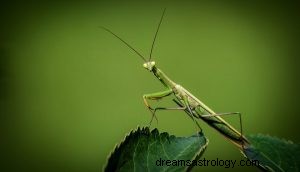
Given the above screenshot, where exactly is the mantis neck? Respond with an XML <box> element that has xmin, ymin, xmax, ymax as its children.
<box><xmin>152</xmin><ymin>66</ymin><xmax>176</xmax><ymax>89</ymax></box>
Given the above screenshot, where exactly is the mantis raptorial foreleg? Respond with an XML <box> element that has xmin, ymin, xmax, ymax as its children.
<box><xmin>143</xmin><ymin>89</ymin><xmax>173</xmax><ymax>107</ymax></box>
<box><xmin>143</xmin><ymin>89</ymin><xmax>178</xmax><ymax>124</ymax></box>
<box><xmin>143</xmin><ymin>90</ymin><xmax>202</xmax><ymax>131</ymax></box>
<box><xmin>143</xmin><ymin>89</ymin><xmax>173</xmax><ymax>122</ymax></box>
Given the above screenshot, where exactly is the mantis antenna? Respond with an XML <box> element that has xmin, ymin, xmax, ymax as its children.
<box><xmin>100</xmin><ymin>26</ymin><xmax>147</xmax><ymax>62</ymax></box>
<box><xmin>149</xmin><ymin>8</ymin><xmax>166</xmax><ymax>61</ymax></box>
<box><xmin>101</xmin><ymin>8</ymin><xmax>166</xmax><ymax>62</ymax></box>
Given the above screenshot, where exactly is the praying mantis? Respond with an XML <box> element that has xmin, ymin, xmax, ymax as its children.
<box><xmin>101</xmin><ymin>9</ymin><xmax>249</xmax><ymax>150</ymax></box>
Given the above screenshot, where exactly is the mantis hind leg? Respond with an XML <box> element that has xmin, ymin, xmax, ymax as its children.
<box><xmin>201</xmin><ymin>112</ymin><xmax>245</xmax><ymax>148</ymax></box>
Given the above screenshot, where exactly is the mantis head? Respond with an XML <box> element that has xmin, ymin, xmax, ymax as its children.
<box><xmin>143</xmin><ymin>61</ymin><xmax>156</xmax><ymax>71</ymax></box>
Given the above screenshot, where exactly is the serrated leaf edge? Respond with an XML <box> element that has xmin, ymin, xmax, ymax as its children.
<box><xmin>103</xmin><ymin>126</ymin><xmax>208</xmax><ymax>172</ymax></box>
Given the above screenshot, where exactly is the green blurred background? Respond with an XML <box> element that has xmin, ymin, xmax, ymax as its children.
<box><xmin>1</xmin><ymin>0</ymin><xmax>299</xmax><ymax>171</ymax></box>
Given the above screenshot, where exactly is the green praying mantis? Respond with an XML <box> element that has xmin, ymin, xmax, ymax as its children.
<box><xmin>101</xmin><ymin>9</ymin><xmax>249</xmax><ymax>150</ymax></box>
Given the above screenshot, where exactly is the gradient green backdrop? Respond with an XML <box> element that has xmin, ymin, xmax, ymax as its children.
<box><xmin>1</xmin><ymin>1</ymin><xmax>299</xmax><ymax>171</ymax></box>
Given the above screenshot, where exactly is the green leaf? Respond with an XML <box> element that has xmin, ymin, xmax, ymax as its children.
<box><xmin>243</xmin><ymin>134</ymin><xmax>300</xmax><ymax>172</ymax></box>
<box><xmin>104</xmin><ymin>127</ymin><xmax>208</xmax><ymax>172</ymax></box>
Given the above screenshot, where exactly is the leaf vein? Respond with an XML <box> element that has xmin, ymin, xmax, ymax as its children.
<box><xmin>133</xmin><ymin>137</ymin><xmax>141</xmax><ymax>172</ymax></box>
<box><xmin>164</xmin><ymin>140</ymin><xmax>196</xmax><ymax>171</ymax></box>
